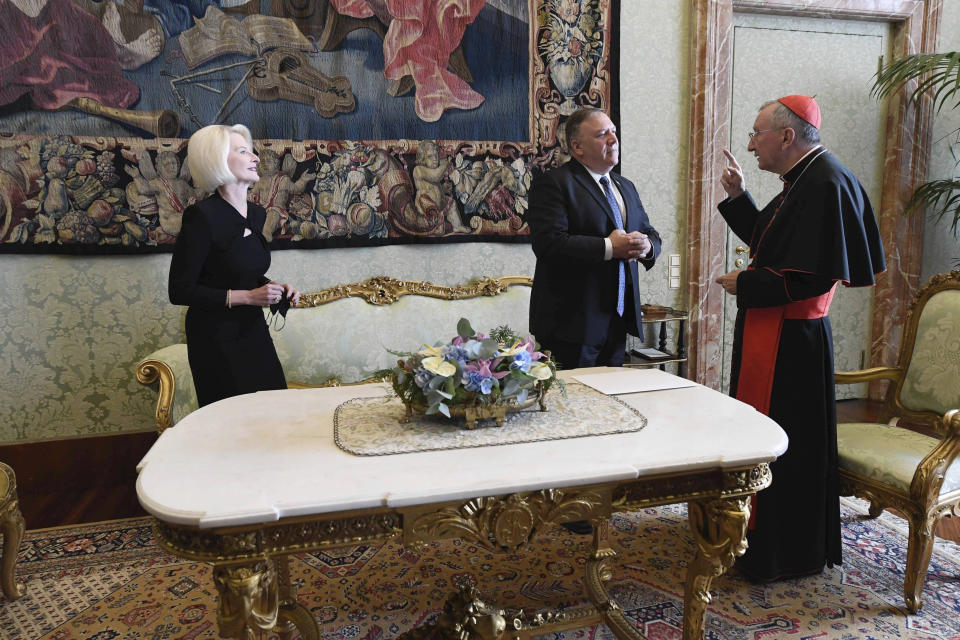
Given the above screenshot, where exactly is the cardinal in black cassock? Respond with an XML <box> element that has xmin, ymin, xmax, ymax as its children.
<box><xmin>715</xmin><ymin>95</ymin><xmax>886</xmax><ymax>582</ymax></box>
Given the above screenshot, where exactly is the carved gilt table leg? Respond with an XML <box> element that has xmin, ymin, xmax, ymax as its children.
<box><xmin>274</xmin><ymin>554</ymin><xmax>320</xmax><ymax>640</ymax></box>
<box><xmin>682</xmin><ymin>496</ymin><xmax>751</xmax><ymax>640</ymax></box>
<box><xmin>212</xmin><ymin>559</ymin><xmax>280</xmax><ymax>639</ymax></box>
<box><xmin>583</xmin><ymin>517</ymin><xmax>643</xmax><ymax>639</ymax></box>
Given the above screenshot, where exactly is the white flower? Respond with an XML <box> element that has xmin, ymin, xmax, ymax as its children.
<box><xmin>498</xmin><ymin>342</ymin><xmax>526</xmax><ymax>357</ymax></box>
<box><xmin>418</xmin><ymin>344</ymin><xmax>445</xmax><ymax>357</ymax></box>
<box><xmin>422</xmin><ymin>356</ymin><xmax>456</xmax><ymax>377</ymax></box>
<box><xmin>528</xmin><ymin>362</ymin><xmax>553</xmax><ymax>381</ymax></box>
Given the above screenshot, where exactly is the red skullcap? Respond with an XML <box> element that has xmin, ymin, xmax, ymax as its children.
<box><xmin>777</xmin><ymin>95</ymin><xmax>821</xmax><ymax>129</ymax></box>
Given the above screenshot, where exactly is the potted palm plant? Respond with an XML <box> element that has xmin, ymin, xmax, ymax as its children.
<box><xmin>873</xmin><ymin>52</ymin><xmax>960</xmax><ymax>265</ymax></box>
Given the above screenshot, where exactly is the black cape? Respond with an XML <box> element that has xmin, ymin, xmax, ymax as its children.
<box><xmin>718</xmin><ymin>147</ymin><xmax>886</xmax><ymax>581</ymax></box>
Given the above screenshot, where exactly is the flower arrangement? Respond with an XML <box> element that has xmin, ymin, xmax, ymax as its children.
<box><xmin>385</xmin><ymin>318</ymin><xmax>560</xmax><ymax>428</ymax></box>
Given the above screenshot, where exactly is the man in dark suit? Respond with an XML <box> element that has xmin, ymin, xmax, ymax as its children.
<box><xmin>528</xmin><ymin>107</ymin><xmax>661</xmax><ymax>368</ymax></box>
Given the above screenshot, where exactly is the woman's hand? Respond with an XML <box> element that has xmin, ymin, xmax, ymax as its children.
<box><xmin>244</xmin><ymin>283</ymin><xmax>287</xmax><ymax>307</ymax></box>
<box><xmin>279</xmin><ymin>284</ymin><xmax>301</xmax><ymax>307</ymax></box>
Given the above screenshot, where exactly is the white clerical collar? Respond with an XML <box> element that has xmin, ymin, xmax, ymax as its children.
<box><xmin>781</xmin><ymin>145</ymin><xmax>824</xmax><ymax>180</ymax></box>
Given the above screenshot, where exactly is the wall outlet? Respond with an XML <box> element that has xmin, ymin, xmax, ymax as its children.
<box><xmin>668</xmin><ymin>254</ymin><xmax>681</xmax><ymax>289</ymax></box>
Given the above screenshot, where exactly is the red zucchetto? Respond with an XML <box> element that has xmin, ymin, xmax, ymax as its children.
<box><xmin>778</xmin><ymin>95</ymin><xmax>821</xmax><ymax>130</ymax></box>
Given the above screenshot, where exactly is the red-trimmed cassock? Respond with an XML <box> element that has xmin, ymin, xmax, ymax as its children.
<box><xmin>718</xmin><ymin>146</ymin><xmax>886</xmax><ymax>582</ymax></box>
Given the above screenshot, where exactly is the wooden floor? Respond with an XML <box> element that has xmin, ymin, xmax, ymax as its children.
<box><xmin>10</xmin><ymin>399</ymin><xmax>960</xmax><ymax>544</ymax></box>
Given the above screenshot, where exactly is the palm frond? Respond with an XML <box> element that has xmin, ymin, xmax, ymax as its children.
<box><xmin>873</xmin><ymin>52</ymin><xmax>960</xmax><ymax>113</ymax></box>
<box><xmin>904</xmin><ymin>178</ymin><xmax>960</xmax><ymax>235</ymax></box>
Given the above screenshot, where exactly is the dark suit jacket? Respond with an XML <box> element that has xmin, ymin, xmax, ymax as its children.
<box><xmin>528</xmin><ymin>159</ymin><xmax>661</xmax><ymax>345</ymax></box>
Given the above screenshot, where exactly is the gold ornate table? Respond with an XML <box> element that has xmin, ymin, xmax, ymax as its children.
<box><xmin>136</xmin><ymin>368</ymin><xmax>786</xmax><ymax>640</ymax></box>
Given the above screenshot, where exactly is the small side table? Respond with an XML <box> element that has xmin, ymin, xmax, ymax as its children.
<box><xmin>626</xmin><ymin>304</ymin><xmax>688</xmax><ymax>378</ymax></box>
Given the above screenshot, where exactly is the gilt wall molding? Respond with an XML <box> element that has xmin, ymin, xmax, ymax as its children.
<box><xmin>685</xmin><ymin>0</ymin><xmax>940</xmax><ymax>392</ymax></box>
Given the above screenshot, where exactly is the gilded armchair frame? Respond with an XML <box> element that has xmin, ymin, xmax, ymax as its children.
<box><xmin>0</xmin><ymin>461</ymin><xmax>25</xmax><ymax>601</ymax></box>
<box><xmin>835</xmin><ymin>270</ymin><xmax>960</xmax><ymax>613</ymax></box>
<box><xmin>136</xmin><ymin>276</ymin><xmax>535</xmax><ymax>433</ymax></box>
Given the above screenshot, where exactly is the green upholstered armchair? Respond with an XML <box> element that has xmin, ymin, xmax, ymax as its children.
<box><xmin>836</xmin><ymin>270</ymin><xmax>960</xmax><ymax>613</ymax></box>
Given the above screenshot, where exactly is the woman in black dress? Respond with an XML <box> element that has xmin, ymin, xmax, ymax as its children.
<box><xmin>168</xmin><ymin>124</ymin><xmax>300</xmax><ymax>407</ymax></box>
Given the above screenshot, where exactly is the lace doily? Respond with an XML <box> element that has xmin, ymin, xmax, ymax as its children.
<box><xmin>334</xmin><ymin>382</ymin><xmax>646</xmax><ymax>456</ymax></box>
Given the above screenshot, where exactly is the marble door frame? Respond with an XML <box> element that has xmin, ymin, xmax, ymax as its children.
<box><xmin>685</xmin><ymin>0</ymin><xmax>942</xmax><ymax>397</ymax></box>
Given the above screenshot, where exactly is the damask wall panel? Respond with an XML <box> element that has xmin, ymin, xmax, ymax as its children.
<box><xmin>618</xmin><ymin>0</ymin><xmax>688</xmax><ymax>315</ymax></box>
<box><xmin>921</xmin><ymin>0</ymin><xmax>960</xmax><ymax>281</ymax></box>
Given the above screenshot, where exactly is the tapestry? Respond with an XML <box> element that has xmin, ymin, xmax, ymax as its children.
<box><xmin>0</xmin><ymin>0</ymin><xmax>619</xmax><ymax>254</ymax></box>
<box><xmin>3</xmin><ymin>499</ymin><xmax>960</xmax><ymax>639</ymax></box>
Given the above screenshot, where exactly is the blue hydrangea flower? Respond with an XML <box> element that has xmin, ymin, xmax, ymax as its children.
<box><xmin>510</xmin><ymin>350</ymin><xmax>532</xmax><ymax>372</ymax></box>
<box><xmin>443</xmin><ymin>345</ymin><xmax>469</xmax><ymax>368</ymax></box>
<box><xmin>463</xmin><ymin>370</ymin><xmax>494</xmax><ymax>394</ymax></box>
<box><xmin>414</xmin><ymin>367</ymin><xmax>433</xmax><ymax>389</ymax></box>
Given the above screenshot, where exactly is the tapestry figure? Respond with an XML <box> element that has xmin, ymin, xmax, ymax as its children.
<box><xmin>125</xmin><ymin>150</ymin><xmax>198</xmax><ymax>239</ymax></box>
<box><xmin>250</xmin><ymin>150</ymin><xmax>317</xmax><ymax>242</ymax></box>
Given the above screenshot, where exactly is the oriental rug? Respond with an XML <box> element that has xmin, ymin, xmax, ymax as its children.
<box><xmin>2</xmin><ymin>498</ymin><xmax>959</xmax><ymax>640</ymax></box>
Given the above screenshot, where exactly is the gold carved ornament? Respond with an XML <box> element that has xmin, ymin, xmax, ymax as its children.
<box><xmin>212</xmin><ymin>560</ymin><xmax>279</xmax><ymax>639</ymax></box>
<box><xmin>297</xmin><ymin>275</ymin><xmax>531</xmax><ymax>307</ymax></box>
<box><xmin>405</xmin><ymin>488</ymin><xmax>609</xmax><ymax>553</ymax></box>
<box><xmin>136</xmin><ymin>359</ymin><xmax>176</xmax><ymax>433</ymax></box>
<box><xmin>683</xmin><ymin>496</ymin><xmax>752</xmax><ymax>640</ymax></box>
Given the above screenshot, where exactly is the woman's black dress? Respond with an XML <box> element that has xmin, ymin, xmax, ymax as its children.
<box><xmin>168</xmin><ymin>193</ymin><xmax>286</xmax><ymax>407</ymax></box>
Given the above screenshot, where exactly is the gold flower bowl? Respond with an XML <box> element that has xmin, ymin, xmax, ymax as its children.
<box><xmin>399</xmin><ymin>387</ymin><xmax>548</xmax><ymax>430</ymax></box>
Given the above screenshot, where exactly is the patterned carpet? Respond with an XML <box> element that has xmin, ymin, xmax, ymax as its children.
<box><xmin>2</xmin><ymin>498</ymin><xmax>959</xmax><ymax>640</ymax></box>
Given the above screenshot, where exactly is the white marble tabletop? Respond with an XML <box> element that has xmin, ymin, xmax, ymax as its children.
<box><xmin>136</xmin><ymin>367</ymin><xmax>788</xmax><ymax>528</ymax></box>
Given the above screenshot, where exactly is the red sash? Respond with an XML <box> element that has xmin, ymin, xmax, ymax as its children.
<box><xmin>735</xmin><ymin>281</ymin><xmax>837</xmax><ymax>528</ymax></box>
<box><xmin>735</xmin><ymin>282</ymin><xmax>837</xmax><ymax>415</ymax></box>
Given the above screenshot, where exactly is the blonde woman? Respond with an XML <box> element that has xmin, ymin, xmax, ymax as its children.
<box><xmin>169</xmin><ymin>124</ymin><xmax>300</xmax><ymax>407</ymax></box>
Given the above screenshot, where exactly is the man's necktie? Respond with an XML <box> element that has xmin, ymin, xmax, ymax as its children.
<box><xmin>599</xmin><ymin>176</ymin><xmax>625</xmax><ymax>316</ymax></box>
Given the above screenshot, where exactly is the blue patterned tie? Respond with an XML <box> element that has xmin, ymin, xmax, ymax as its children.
<box><xmin>599</xmin><ymin>176</ymin><xmax>625</xmax><ymax>316</ymax></box>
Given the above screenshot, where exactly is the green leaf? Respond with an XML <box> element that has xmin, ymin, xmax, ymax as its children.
<box><xmin>477</xmin><ymin>338</ymin><xmax>500</xmax><ymax>359</ymax></box>
<box><xmin>873</xmin><ymin>52</ymin><xmax>960</xmax><ymax>113</ymax></box>
<box><xmin>873</xmin><ymin>51</ymin><xmax>960</xmax><ymax>257</ymax></box>
<box><xmin>905</xmin><ymin>178</ymin><xmax>960</xmax><ymax>235</ymax></box>
<box><xmin>426</xmin><ymin>389</ymin><xmax>447</xmax><ymax>405</ymax></box>
<box><xmin>457</xmin><ymin>318</ymin><xmax>475</xmax><ymax>339</ymax></box>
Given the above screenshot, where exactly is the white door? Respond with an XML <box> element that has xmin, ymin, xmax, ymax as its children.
<box><xmin>721</xmin><ymin>13</ymin><xmax>889</xmax><ymax>399</ymax></box>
